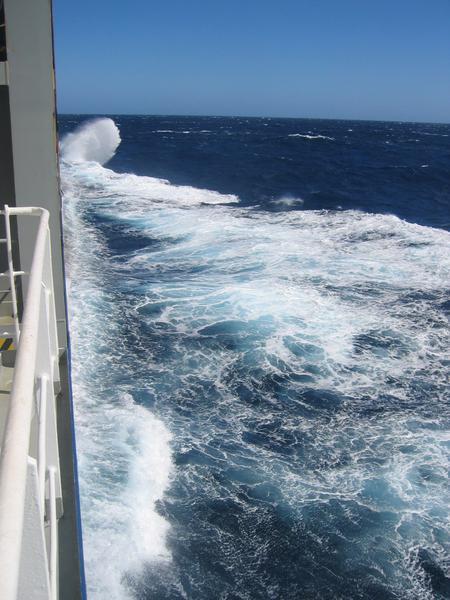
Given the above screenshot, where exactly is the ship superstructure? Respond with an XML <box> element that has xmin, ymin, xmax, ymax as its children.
<box><xmin>0</xmin><ymin>0</ymin><xmax>85</xmax><ymax>598</ymax></box>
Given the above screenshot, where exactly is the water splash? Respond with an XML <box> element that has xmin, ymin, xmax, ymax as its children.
<box><xmin>60</xmin><ymin>118</ymin><xmax>121</xmax><ymax>165</ymax></box>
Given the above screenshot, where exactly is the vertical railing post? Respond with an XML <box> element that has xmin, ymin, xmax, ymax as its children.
<box><xmin>37</xmin><ymin>280</ymin><xmax>63</xmax><ymax>515</ymax></box>
<box><xmin>48</xmin><ymin>466</ymin><xmax>58</xmax><ymax>600</ymax></box>
<box><xmin>37</xmin><ymin>374</ymin><xmax>48</xmax><ymax>518</ymax></box>
<box><xmin>43</xmin><ymin>231</ymin><xmax>60</xmax><ymax>385</ymax></box>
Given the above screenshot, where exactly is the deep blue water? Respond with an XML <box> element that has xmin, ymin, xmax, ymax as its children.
<box><xmin>59</xmin><ymin>116</ymin><xmax>450</xmax><ymax>600</ymax></box>
<box><xmin>60</xmin><ymin>115</ymin><xmax>450</xmax><ymax>230</ymax></box>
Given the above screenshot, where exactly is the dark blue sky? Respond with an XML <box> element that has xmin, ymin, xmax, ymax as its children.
<box><xmin>54</xmin><ymin>0</ymin><xmax>450</xmax><ymax>122</ymax></box>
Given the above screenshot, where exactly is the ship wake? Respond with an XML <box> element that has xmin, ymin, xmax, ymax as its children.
<box><xmin>61</xmin><ymin>119</ymin><xmax>450</xmax><ymax>599</ymax></box>
<box><xmin>62</xmin><ymin>119</ymin><xmax>174</xmax><ymax>599</ymax></box>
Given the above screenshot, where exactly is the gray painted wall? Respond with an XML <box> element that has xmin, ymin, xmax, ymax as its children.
<box><xmin>0</xmin><ymin>85</ymin><xmax>23</xmax><ymax>311</ymax></box>
<box><xmin>3</xmin><ymin>0</ymin><xmax>67</xmax><ymax>347</ymax></box>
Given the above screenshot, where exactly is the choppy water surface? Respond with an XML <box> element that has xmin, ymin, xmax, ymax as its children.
<box><xmin>59</xmin><ymin>116</ymin><xmax>450</xmax><ymax>599</ymax></box>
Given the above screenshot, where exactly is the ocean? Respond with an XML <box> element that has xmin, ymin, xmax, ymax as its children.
<box><xmin>58</xmin><ymin>115</ymin><xmax>450</xmax><ymax>600</ymax></box>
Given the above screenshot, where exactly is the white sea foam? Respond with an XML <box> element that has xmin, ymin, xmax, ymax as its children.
<box><xmin>288</xmin><ymin>133</ymin><xmax>335</xmax><ymax>140</ymax></box>
<box><xmin>117</xmin><ymin>196</ymin><xmax>450</xmax><ymax>596</ymax></box>
<box><xmin>154</xmin><ymin>129</ymin><xmax>192</xmax><ymax>134</ymax></box>
<box><xmin>417</xmin><ymin>132</ymin><xmax>449</xmax><ymax>137</ymax></box>
<box><xmin>271</xmin><ymin>195</ymin><xmax>304</xmax><ymax>207</ymax></box>
<box><xmin>62</xmin><ymin>160</ymin><xmax>238</xmax><ymax>207</ymax></box>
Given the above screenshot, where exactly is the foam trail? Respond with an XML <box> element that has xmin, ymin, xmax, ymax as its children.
<box><xmin>62</xmin><ymin>121</ymin><xmax>173</xmax><ymax>599</ymax></box>
<box><xmin>60</xmin><ymin>118</ymin><xmax>121</xmax><ymax>164</ymax></box>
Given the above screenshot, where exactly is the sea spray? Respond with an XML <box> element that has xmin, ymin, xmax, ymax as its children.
<box><xmin>60</xmin><ymin>118</ymin><xmax>121</xmax><ymax>165</ymax></box>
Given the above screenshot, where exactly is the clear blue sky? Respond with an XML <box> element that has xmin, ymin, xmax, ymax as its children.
<box><xmin>54</xmin><ymin>0</ymin><xmax>450</xmax><ymax>122</ymax></box>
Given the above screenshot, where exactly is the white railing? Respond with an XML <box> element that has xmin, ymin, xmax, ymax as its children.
<box><xmin>0</xmin><ymin>206</ymin><xmax>62</xmax><ymax>600</ymax></box>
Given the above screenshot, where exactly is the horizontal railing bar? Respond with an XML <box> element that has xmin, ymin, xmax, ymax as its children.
<box><xmin>0</xmin><ymin>207</ymin><xmax>48</xmax><ymax>217</ymax></box>
<box><xmin>0</xmin><ymin>271</ymin><xmax>27</xmax><ymax>277</ymax></box>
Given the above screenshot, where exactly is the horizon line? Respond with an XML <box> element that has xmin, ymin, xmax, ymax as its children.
<box><xmin>56</xmin><ymin>111</ymin><xmax>450</xmax><ymax>126</ymax></box>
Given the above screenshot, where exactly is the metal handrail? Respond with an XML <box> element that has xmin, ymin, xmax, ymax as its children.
<box><xmin>0</xmin><ymin>206</ymin><xmax>59</xmax><ymax>600</ymax></box>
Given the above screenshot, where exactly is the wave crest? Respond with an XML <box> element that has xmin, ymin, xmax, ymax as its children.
<box><xmin>60</xmin><ymin>118</ymin><xmax>121</xmax><ymax>165</ymax></box>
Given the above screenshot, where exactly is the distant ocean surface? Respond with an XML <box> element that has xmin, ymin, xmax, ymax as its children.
<box><xmin>58</xmin><ymin>115</ymin><xmax>450</xmax><ymax>600</ymax></box>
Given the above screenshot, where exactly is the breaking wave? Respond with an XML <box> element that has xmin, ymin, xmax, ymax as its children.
<box><xmin>60</xmin><ymin>118</ymin><xmax>121</xmax><ymax>164</ymax></box>
<box><xmin>61</xmin><ymin>119</ymin><xmax>450</xmax><ymax>599</ymax></box>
